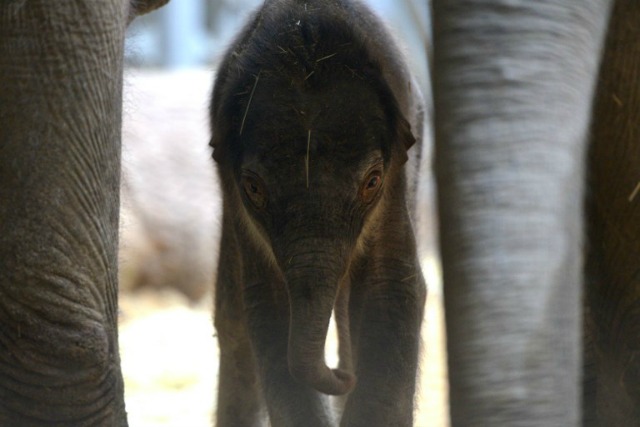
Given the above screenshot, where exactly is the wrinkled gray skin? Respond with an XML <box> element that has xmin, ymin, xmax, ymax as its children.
<box><xmin>210</xmin><ymin>0</ymin><xmax>426</xmax><ymax>426</ymax></box>
<box><xmin>0</xmin><ymin>0</ymin><xmax>168</xmax><ymax>424</ymax></box>
<box><xmin>433</xmin><ymin>0</ymin><xmax>640</xmax><ymax>425</ymax></box>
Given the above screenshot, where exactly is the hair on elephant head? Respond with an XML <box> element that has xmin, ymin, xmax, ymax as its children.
<box><xmin>210</xmin><ymin>0</ymin><xmax>425</xmax><ymax>424</ymax></box>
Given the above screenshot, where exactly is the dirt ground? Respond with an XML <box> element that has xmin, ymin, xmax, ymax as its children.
<box><xmin>118</xmin><ymin>257</ymin><xmax>449</xmax><ymax>427</ymax></box>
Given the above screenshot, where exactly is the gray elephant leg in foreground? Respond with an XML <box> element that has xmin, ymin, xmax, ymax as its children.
<box><xmin>432</xmin><ymin>0</ymin><xmax>612</xmax><ymax>425</ymax></box>
<box><xmin>210</xmin><ymin>0</ymin><xmax>426</xmax><ymax>426</ymax></box>
<box><xmin>0</xmin><ymin>0</ymin><xmax>167</xmax><ymax>424</ymax></box>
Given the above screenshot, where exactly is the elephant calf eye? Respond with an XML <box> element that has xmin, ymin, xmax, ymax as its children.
<box><xmin>366</xmin><ymin>175</ymin><xmax>381</xmax><ymax>189</ymax></box>
<box><xmin>241</xmin><ymin>174</ymin><xmax>268</xmax><ymax>210</ymax></box>
<box><xmin>359</xmin><ymin>169</ymin><xmax>383</xmax><ymax>205</ymax></box>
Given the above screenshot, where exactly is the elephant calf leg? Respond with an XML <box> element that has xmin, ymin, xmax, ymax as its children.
<box><xmin>214</xmin><ymin>252</ymin><xmax>263</xmax><ymax>425</ymax></box>
<box><xmin>341</xmin><ymin>273</ymin><xmax>425</xmax><ymax>427</ymax></box>
<box><xmin>215</xmin><ymin>332</ymin><xmax>263</xmax><ymax>427</ymax></box>
<box><xmin>243</xmin><ymin>282</ymin><xmax>336</xmax><ymax>427</ymax></box>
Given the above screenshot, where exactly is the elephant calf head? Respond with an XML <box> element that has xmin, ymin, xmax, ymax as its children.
<box><xmin>210</xmin><ymin>0</ymin><xmax>421</xmax><ymax>398</ymax></box>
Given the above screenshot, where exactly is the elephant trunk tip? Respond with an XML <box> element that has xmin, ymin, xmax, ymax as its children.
<box><xmin>289</xmin><ymin>361</ymin><xmax>356</xmax><ymax>396</ymax></box>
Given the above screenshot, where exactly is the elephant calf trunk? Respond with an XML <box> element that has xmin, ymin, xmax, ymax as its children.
<box><xmin>285</xmin><ymin>273</ymin><xmax>356</xmax><ymax>395</ymax></box>
<box><xmin>288</xmin><ymin>347</ymin><xmax>356</xmax><ymax>396</ymax></box>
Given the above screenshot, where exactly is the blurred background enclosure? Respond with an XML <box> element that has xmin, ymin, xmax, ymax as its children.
<box><xmin>125</xmin><ymin>0</ymin><xmax>429</xmax><ymax>86</ymax></box>
<box><xmin>118</xmin><ymin>1</ymin><xmax>446</xmax><ymax>426</ymax></box>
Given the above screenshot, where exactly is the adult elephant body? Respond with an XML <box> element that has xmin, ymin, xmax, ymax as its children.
<box><xmin>0</xmin><ymin>0</ymin><xmax>167</xmax><ymax>424</ymax></box>
<box><xmin>585</xmin><ymin>1</ymin><xmax>640</xmax><ymax>423</ymax></box>
<box><xmin>433</xmin><ymin>0</ymin><xmax>639</xmax><ymax>425</ymax></box>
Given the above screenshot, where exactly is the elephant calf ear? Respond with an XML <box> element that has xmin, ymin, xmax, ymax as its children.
<box><xmin>396</xmin><ymin>114</ymin><xmax>416</xmax><ymax>164</ymax></box>
<box><xmin>365</xmin><ymin>66</ymin><xmax>417</xmax><ymax>165</ymax></box>
<box><xmin>209</xmin><ymin>96</ymin><xmax>232</xmax><ymax>164</ymax></box>
<box><xmin>128</xmin><ymin>0</ymin><xmax>170</xmax><ymax>24</ymax></box>
<box><xmin>209</xmin><ymin>134</ymin><xmax>225</xmax><ymax>163</ymax></box>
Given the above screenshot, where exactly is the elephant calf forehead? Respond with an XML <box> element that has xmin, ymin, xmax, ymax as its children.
<box><xmin>240</xmin><ymin>77</ymin><xmax>390</xmax><ymax>166</ymax></box>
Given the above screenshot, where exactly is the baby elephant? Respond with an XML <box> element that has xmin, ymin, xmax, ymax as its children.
<box><xmin>210</xmin><ymin>0</ymin><xmax>426</xmax><ymax>425</ymax></box>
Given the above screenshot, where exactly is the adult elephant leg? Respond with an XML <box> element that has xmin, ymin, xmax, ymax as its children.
<box><xmin>586</xmin><ymin>0</ymin><xmax>640</xmax><ymax>424</ymax></box>
<box><xmin>432</xmin><ymin>1</ymin><xmax>612</xmax><ymax>425</ymax></box>
<box><xmin>0</xmin><ymin>0</ymin><xmax>166</xmax><ymax>424</ymax></box>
